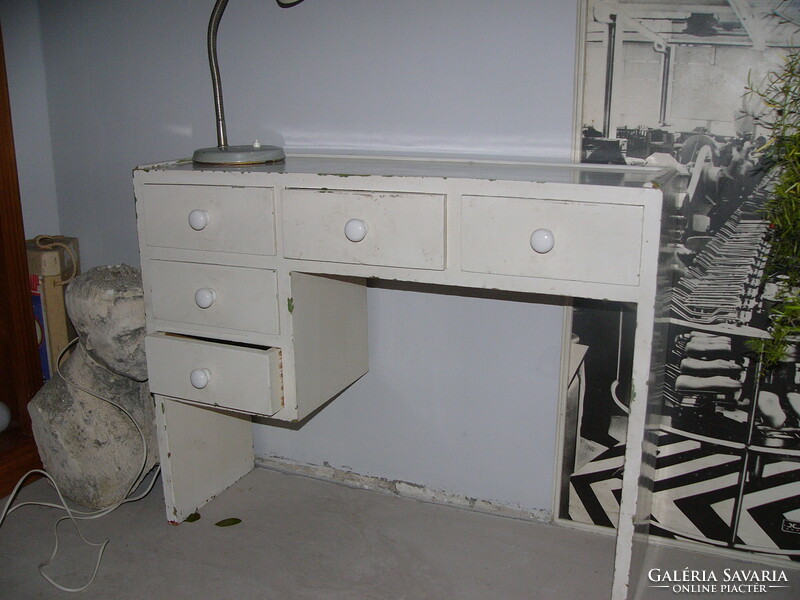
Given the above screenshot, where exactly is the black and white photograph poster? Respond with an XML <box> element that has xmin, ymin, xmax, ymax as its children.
<box><xmin>562</xmin><ymin>0</ymin><xmax>800</xmax><ymax>561</ymax></box>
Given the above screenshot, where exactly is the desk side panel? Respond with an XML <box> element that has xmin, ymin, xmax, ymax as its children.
<box><xmin>155</xmin><ymin>396</ymin><xmax>255</xmax><ymax>523</ymax></box>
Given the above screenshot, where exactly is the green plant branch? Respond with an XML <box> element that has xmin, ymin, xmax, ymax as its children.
<box><xmin>745</xmin><ymin>49</ymin><xmax>800</xmax><ymax>372</ymax></box>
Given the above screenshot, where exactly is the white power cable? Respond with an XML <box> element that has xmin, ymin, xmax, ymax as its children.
<box><xmin>0</xmin><ymin>337</ymin><xmax>160</xmax><ymax>592</ymax></box>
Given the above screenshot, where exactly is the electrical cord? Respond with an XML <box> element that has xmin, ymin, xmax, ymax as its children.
<box><xmin>33</xmin><ymin>236</ymin><xmax>78</xmax><ymax>286</ymax></box>
<box><xmin>55</xmin><ymin>337</ymin><xmax>149</xmax><ymax>494</ymax></box>
<box><xmin>0</xmin><ymin>337</ymin><xmax>160</xmax><ymax>592</ymax></box>
<box><xmin>1</xmin><ymin>469</ymin><xmax>110</xmax><ymax>592</ymax></box>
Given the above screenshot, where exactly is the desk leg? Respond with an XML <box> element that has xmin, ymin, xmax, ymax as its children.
<box><xmin>154</xmin><ymin>395</ymin><xmax>255</xmax><ymax>524</ymax></box>
<box><xmin>611</xmin><ymin>301</ymin><xmax>660</xmax><ymax>600</ymax></box>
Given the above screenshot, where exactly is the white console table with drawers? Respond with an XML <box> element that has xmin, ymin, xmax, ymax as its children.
<box><xmin>134</xmin><ymin>155</ymin><xmax>673</xmax><ymax>600</ymax></box>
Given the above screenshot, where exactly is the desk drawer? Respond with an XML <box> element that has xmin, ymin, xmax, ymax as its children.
<box><xmin>146</xmin><ymin>334</ymin><xmax>283</xmax><ymax>416</ymax></box>
<box><xmin>140</xmin><ymin>184</ymin><xmax>275</xmax><ymax>255</ymax></box>
<box><xmin>282</xmin><ymin>189</ymin><xmax>445</xmax><ymax>270</ymax></box>
<box><xmin>148</xmin><ymin>260</ymin><xmax>279</xmax><ymax>335</ymax></box>
<box><xmin>461</xmin><ymin>195</ymin><xmax>643</xmax><ymax>286</ymax></box>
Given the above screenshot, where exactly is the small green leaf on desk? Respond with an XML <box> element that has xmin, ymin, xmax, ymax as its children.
<box><xmin>215</xmin><ymin>517</ymin><xmax>242</xmax><ymax>527</ymax></box>
<box><xmin>185</xmin><ymin>512</ymin><xmax>201</xmax><ymax>522</ymax></box>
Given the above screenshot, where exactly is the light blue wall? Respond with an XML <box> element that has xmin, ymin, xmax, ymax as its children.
<box><xmin>0</xmin><ymin>1</ymin><xmax>59</xmax><ymax>238</ymax></box>
<box><xmin>4</xmin><ymin>0</ymin><xmax>579</xmax><ymax>514</ymax></box>
<box><xmin>259</xmin><ymin>285</ymin><xmax>564</xmax><ymax>513</ymax></box>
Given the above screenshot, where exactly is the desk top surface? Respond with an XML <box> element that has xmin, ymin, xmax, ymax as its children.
<box><xmin>138</xmin><ymin>154</ymin><xmax>669</xmax><ymax>189</ymax></box>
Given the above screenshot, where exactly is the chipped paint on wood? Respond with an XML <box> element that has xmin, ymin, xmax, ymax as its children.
<box><xmin>256</xmin><ymin>455</ymin><xmax>552</xmax><ymax>523</ymax></box>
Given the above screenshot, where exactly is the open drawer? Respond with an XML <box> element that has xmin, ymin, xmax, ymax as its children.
<box><xmin>145</xmin><ymin>333</ymin><xmax>283</xmax><ymax>416</ymax></box>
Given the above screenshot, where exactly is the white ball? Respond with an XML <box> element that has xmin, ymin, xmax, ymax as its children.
<box><xmin>0</xmin><ymin>401</ymin><xmax>11</xmax><ymax>432</ymax></box>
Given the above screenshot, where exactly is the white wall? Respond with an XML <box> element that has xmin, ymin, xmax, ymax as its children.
<box><xmin>6</xmin><ymin>0</ymin><xmax>579</xmax><ymax>515</ymax></box>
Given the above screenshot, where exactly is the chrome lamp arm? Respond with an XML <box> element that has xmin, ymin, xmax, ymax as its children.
<box><xmin>193</xmin><ymin>0</ymin><xmax>306</xmax><ymax>165</ymax></box>
<box><xmin>208</xmin><ymin>0</ymin><xmax>230</xmax><ymax>149</ymax></box>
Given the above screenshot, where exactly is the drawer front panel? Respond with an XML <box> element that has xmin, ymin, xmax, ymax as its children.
<box><xmin>146</xmin><ymin>334</ymin><xmax>283</xmax><ymax>416</ymax></box>
<box><xmin>282</xmin><ymin>189</ymin><xmax>445</xmax><ymax>270</ymax></box>
<box><xmin>140</xmin><ymin>184</ymin><xmax>275</xmax><ymax>255</ymax></box>
<box><xmin>148</xmin><ymin>260</ymin><xmax>279</xmax><ymax>334</ymax></box>
<box><xmin>461</xmin><ymin>195</ymin><xmax>643</xmax><ymax>286</ymax></box>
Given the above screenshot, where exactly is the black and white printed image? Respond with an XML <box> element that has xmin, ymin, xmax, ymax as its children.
<box><xmin>562</xmin><ymin>0</ymin><xmax>800</xmax><ymax>559</ymax></box>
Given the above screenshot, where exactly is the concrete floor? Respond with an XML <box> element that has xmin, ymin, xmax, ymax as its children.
<box><xmin>0</xmin><ymin>467</ymin><xmax>797</xmax><ymax>599</ymax></box>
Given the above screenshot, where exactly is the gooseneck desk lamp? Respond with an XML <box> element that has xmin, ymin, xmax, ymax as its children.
<box><xmin>193</xmin><ymin>0</ymin><xmax>306</xmax><ymax>165</ymax></box>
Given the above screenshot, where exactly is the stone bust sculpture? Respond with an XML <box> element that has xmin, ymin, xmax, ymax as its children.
<box><xmin>29</xmin><ymin>265</ymin><xmax>158</xmax><ymax>510</ymax></box>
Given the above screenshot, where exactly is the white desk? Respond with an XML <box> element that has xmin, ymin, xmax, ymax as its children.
<box><xmin>134</xmin><ymin>155</ymin><xmax>675</xmax><ymax>600</ymax></box>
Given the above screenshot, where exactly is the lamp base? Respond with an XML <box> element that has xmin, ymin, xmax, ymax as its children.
<box><xmin>192</xmin><ymin>144</ymin><xmax>286</xmax><ymax>165</ymax></box>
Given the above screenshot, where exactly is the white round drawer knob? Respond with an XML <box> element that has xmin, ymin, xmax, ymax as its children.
<box><xmin>530</xmin><ymin>228</ymin><xmax>555</xmax><ymax>254</ymax></box>
<box><xmin>194</xmin><ymin>288</ymin><xmax>217</xmax><ymax>309</ymax></box>
<box><xmin>188</xmin><ymin>209</ymin><xmax>210</xmax><ymax>231</ymax></box>
<box><xmin>190</xmin><ymin>368</ymin><xmax>212</xmax><ymax>389</ymax></box>
<box><xmin>344</xmin><ymin>218</ymin><xmax>368</xmax><ymax>242</ymax></box>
